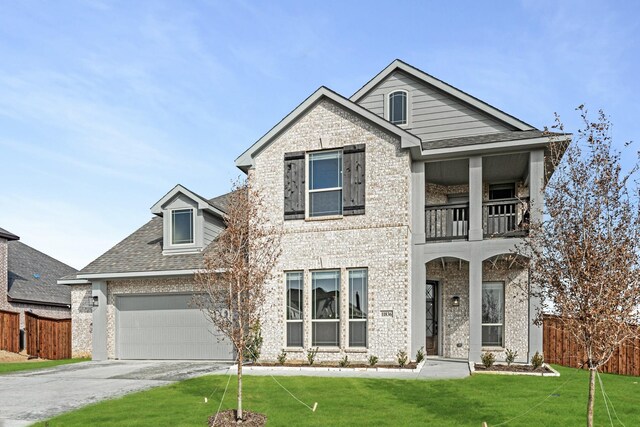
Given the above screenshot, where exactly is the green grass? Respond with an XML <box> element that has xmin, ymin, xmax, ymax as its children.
<box><xmin>0</xmin><ymin>358</ymin><xmax>88</xmax><ymax>375</ymax></box>
<box><xmin>37</xmin><ymin>365</ymin><xmax>639</xmax><ymax>426</ymax></box>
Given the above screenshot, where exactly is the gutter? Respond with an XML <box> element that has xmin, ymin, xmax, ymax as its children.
<box><xmin>7</xmin><ymin>296</ymin><xmax>71</xmax><ymax>309</ymax></box>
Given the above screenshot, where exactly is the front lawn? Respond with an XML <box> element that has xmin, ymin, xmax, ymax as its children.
<box><xmin>0</xmin><ymin>358</ymin><xmax>88</xmax><ymax>375</ymax></box>
<box><xmin>38</xmin><ymin>365</ymin><xmax>639</xmax><ymax>426</ymax></box>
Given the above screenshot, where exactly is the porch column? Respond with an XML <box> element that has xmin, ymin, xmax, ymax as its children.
<box><xmin>411</xmin><ymin>161</ymin><xmax>425</xmax><ymax>244</ymax></box>
<box><xmin>91</xmin><ymin>280</ymin><xmax>108</xmax><ymax>361</ymax></box>
<box><xmin>468</xmin><ymin>156</ymin><xmax>483</xmax><ymax>241</ymax></box>
<box><xmin>468</xmin><ymin>248</ymin><xmax>483</xmax><ymax>362</ymax></box>
<box><xmin>528</xmin><ymin>149</ymin><xmax>545</xmax><ymax>359</ymax></box>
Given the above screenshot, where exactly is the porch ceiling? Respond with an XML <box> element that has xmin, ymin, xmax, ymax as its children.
<box><xmin>425</xmin><ymin>153</ymin><xmax>530</xmax><ymax>185</ymax></box>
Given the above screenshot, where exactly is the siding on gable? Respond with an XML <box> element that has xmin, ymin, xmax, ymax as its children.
<box><xmin>357</xmin><ymin>71</ymin><xmax>514</xmax><ymax>143</ymax></box>
<box><xmin>203</xmin><ymin>212</ymin><xmax>224</xmax><ymax>246</ymax></box>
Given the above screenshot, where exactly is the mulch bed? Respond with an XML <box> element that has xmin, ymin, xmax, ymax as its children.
<box><xmin>253</xmin><ymin>361</ymin><xmax>419</xmax><ymax>369</ymax></box>
<box><xmin>474</xmin><ymin>364</ymin><xmax>554</xmax><ymax>373</ymax></box>
<box><xmin>209</xmin><ymin>410</ymin><xmax>266</xmax><ymax>426</ymax></box>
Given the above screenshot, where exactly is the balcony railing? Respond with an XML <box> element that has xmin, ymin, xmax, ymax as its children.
<box><xmin>425</xmin><ymin>198</ymin><xmax>529</xmax><ymax>242</ymax></box>
<box><xmin>483</xmin><ymin>198</ymin><xmax>529</xmax><ymax>237</ymax></box>
<box><xmin>425</xmin><ymin>203</ymin><xmax>469</xmax><ymax>241</ymax></box>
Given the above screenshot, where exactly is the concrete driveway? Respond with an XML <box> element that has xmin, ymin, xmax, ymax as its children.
<box><xmin>0</xmin><ymin>360</ymin><xmax>230</xmax><ymax>427</ymax></box>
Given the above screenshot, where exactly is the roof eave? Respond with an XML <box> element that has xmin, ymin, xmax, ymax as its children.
<box><xmin>350</xmin><ymin>59</ymin><xmax>535</xmax><ymax>132</ymax></box>
<box><xmin>235</xmin><ymin>86</ymin><xmax>420</xmax><ymax>171</ymax></box>
<box><xmin>419</xmin><ymin>134</ymin><xmax>572</xmax><ymax>160</ymax></box>
<box><xmin>76</xmin><ymin>269</ymin><xmax>199</xmax><ymax>280</ymax></box>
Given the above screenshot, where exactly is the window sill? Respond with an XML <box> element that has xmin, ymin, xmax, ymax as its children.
<box><xmin>344</xmin><ymin>347</ymin><xmax>368</xmax><ymax>353</ymax></box>
<box><xmin>284</xmin><ymin>347</ymin><xmax>305</xmax><ymax>352</ymax></box>
<box><xmin>314</xmin><ymin>347</ymin><xmax>341</xmax><ymax>353</ymax></box>
<box><xmin>482</xmin><ymin>346</ymin><xmax>505</xmax><ymax>351</ymax></box>
<box><xmin>162</xmin><ymin>247</ymin><xmax>202</xmax><ymax>256</ymax></box>
<box><xmin>305</xmin><ymin>215</ymin><xmax>343</xmax><ymax>222</ymax></box>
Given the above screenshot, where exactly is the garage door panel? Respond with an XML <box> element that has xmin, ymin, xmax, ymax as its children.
<box><xmin>116</xmin><ymin>294</ymin><xmax>234</xmax><ymax>360</ymax></box>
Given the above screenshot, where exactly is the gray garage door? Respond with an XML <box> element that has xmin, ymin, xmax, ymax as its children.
<box><xmin>116</xmin><ymin>293</ymin><xmax>234</xmax><ymax>360</ymax></box>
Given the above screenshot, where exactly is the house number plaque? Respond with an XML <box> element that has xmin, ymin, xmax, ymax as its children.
<box><xmin>381</xmin><ymin>310</ymin><xmax>393</xmax><ymax>317</ymax></box>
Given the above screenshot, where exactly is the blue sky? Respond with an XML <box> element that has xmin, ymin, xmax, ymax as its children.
<box><xmin>1</xmin><ymin>0</ymin><xmax>638</xmax><ymax>269</ymax></box>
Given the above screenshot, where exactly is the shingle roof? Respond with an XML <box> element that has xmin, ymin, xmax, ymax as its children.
<box><xmin>7</xmin><ymin>241</ymin><xmax>77</xmax><ymax>306</ymax></box>
<box><xmin>422</xmin><ymin>130</ymin><xmax>558</xmax><ymax>150</ymax></box>
<box><xmin>0</xmin><ymin>227</ymin><xmax>19</xmax><ymax>241</ymax></box>
<box><xmin>208</xmin><ymin>191</ymin><xmax>234</xmax><ymax>213</ymax></box>
<box><xmin>78</xmin><ymin>217</ymin><xmax>210</xmax><ymax>275</ymax></box>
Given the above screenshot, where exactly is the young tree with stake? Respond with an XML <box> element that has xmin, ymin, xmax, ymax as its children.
<box><xmin>195</xmin><ymin>179</ymin><xmax>281</xmax><ymax>423</ymax></box>
<box><xmin>523</xmin><ymin>106</ymin><xmax>640</xmax><ymax>427</ymax></box>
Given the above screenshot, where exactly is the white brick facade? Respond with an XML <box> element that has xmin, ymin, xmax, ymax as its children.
<box><xmin>252</xmin><ymin>99</ymin><xmax>412</xmax><ymax>363</ymax></box>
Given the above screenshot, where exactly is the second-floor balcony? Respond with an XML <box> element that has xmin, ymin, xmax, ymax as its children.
<box><xmin>425</xmin><ymin>198</ymin><xmax>530</xmax><ymax>242</ymax></box>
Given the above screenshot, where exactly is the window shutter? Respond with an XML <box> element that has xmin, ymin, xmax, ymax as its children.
<box><xmin>284</xmin><ymin>151</ymin><xmax>305</xmax><ymax>220</ymax></box>
<box><xmin>343</xmin><ymin>144</ymin><xmax>365</xmax><ymax>216</ymax></box>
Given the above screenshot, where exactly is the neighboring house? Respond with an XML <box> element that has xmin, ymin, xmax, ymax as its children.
<box><xmin>0</xmin><ymin>227</ymin><xmax>76</xmax><ymax>329</ymax></box>
<box><xmin>65</xmin><ymin>59</ymin><xmax>568</xmax><ymax>363</ymax></box>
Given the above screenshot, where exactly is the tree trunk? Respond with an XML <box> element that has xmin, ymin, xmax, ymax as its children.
<box><xmin>237</xmin><ymin>354</ymin><xmax>243</xmax><ymax>422</ymax></box>
<box><xmin>587</xmin><ymin>367</ymin><xmax>596</xmax><ymax>427</ymax></box>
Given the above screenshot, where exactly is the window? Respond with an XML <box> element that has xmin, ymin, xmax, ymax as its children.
<box><xmin>489</xmin><ymin>183</ymin><xmax>515</xmax><ymax>200</ymax></box>
<box><xmin>309</xmin><ymin>151</ymin><xmax>342</xmax><ymax>217</ymax></box>
<box><xmin>171</xmin><ymin>209</ymin><xmax>194</xmax><ymax>245</ymax></box>
<box><xmin>388</xmin><ymin>90</ymin><xmax>408</xmax><ymax>125</ymax></box>
<box><xmin>286</xmin><ymin>272</ymin><xmax>304</xmax><ymax>347</ymax></box>
<box><xmin>482</xmin><ymin>282</ymin><xmax>504</xmax><ymax>346</ymax></box>
<box><xmin>348</xmin><ymin>269</ymin><xmax>367</xmax><ymax>347</ymax></box>
<box><xmin>312</xmin><ymin>270</ymin><xmax>340</xmax><ymax>346</ymax></box>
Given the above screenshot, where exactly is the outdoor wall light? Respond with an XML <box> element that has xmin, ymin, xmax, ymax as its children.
<box><xmin>92</xmin><ymin>296</ymin><xmax>99</xmax><ymax>307</ymax></box>
<box><xmin>452</xmin><ymin>296</ymin><xmax>460</xmax><ymax>307</ymax></box>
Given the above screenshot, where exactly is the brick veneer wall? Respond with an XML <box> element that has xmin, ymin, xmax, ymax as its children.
<box><xmin>252</xmin><ymin>99</ymin><xmax>413</xmax><ymax>363</ymax></box>
<box><xmin>426</xmin><ymin>259</ymin><xmax>529</xmax><ymax>362</ymax></box>
<box><xmin>71</xmin><ymin>284</ymin><xmax>92</xmax><ymax>357</ymax></box>
<box><xmin>0</xmin><ymin>238</ymin><xmax>8</xmax><ymax>311</ymax></box>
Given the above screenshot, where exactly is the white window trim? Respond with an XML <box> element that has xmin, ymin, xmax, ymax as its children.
<box><xmin>481</xmin><ymin>281</ymin><xmax>505</xmax><ymax>347</ymax></box>
<box><xmin>387</xmin><ymin>89</ymin><xmax>409</xmax><ymax>127</ymax></box>
<box><xmin>306</xmin><ymin>150</ymin><xmax>343</xmax><ymax>219</ymax></box>
<box><xmin>170</xmin><ymin>208</ymin><xmax>195</xmax><ymax>246</ymax></box>
<box><xmin>285</xmin><ymin>271</ymin><xmax>304</xmax><ymax>348</ymax></box>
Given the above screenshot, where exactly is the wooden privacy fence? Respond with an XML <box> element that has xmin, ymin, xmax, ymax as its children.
<box><xmin>0</xmin><ymin>309</ymin><xmax>20</xmax><ymax>353</ymax></box>
<box><xmin>543</xmin><ymin>314</ymin><xmax>640</xmax><ymax>376</ymax></box>
<box><xmin>25</xmin><ymin>312</ymin><xmax>72</xmax><ymax>360</ymax></box>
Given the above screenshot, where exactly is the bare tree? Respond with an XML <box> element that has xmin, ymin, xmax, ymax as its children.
<box><xmin>523</xmin><ymin>106</ymin><xmax>640</xmax><ymax>427</ymax></box>
<box><xmin>195</xmin><ymin>179</ymin><xmax>281</xmax><ymax>422</ymax></box>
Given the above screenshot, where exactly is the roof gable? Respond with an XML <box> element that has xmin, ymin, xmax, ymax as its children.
<box><xmin>351</xmin><ymin>59</ymin><xmax>535</xmax><ymax>132</ymax></box>
<box><xmin>235</xmin><ymin>86</ymin><xmax>421</xmax><ymax>172</ymax></box>
<box><xmin>150</xmin><ymin>184</ymin><xmax>225</xmax><ymax>217</ymax></box>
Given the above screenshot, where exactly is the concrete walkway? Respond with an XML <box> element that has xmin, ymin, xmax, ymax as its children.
<box><xmin>0</xmin><ymin>360</ymin><xmax>229</xmax><ymax>427</ymax></box>
<box><xmin>221</xmin><ymin>357</ymin><xmax>470</xmax><ymax>380</ymax></box>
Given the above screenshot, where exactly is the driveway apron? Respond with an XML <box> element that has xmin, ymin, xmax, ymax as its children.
<box><xmin>0</xmin><ymin>360</ymin><xmax>229</xmax><ymax>427</ymax></box>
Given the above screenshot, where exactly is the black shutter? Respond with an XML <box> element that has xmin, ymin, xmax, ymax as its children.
<box><xmin>343</xmin><ymin>144</ymin><xmax>365</xmax><ymax>215</ymax></box>
<box><xmin>284</xmin><ymin>151</ymin><xmax>305</xmax><ymax>220</ymax></box>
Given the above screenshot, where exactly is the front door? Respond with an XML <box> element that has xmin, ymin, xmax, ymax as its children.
<box><xmin>425</xmin><ymin>281</ymin><xmax>438</xmax><ymax>355</ymax></box>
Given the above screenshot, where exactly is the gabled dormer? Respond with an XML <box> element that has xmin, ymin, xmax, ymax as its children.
<box><xmin>151</xmin><ymin>184</ymin><xmax>226</xmax><ymax>255</ymax></box>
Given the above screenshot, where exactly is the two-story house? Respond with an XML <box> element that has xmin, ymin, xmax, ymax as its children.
<box><xmin>66</xmin><ymin>60</ymin><xmax>566</xmax><ymax>364</ymax></box>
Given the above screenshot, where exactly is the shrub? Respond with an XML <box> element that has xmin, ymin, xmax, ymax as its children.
<box><xmin>277</xmin><ymin>349</ymin><xmax>287</xmax><ymax>365</ymax></box>
<box><xmin>243</xmin><ymin>321</ymin><xmax>263</xmax><ymax>362</ymax></box>
<box><xmin>415</xmin><ymin>346</ymin><xmax>426</xmax><ymax>364</ymax></box>
<box><xmin>339</xmin><ymin>355</ymin><xmax>350</xmax><ymax>368</ymax></box>
<box><xmin>481</xmin><ymin>352</ymin><xmax>495</xmax><ymax>368</ymax></box>
<box><xmin>505</xmin><ymin>348</ymin><xmax>518</xmax><ymax>366</ymax></box>
<box><xmin>367</xmin><ymin>355</ymin><xmax>379</xmax><ymax>367</ymax></box>
<box><xmin>397</xmin><ymin>350</ymin><xmax>408</xmax><ymax>368</ymax></box>
<box><xmin>531</xmin><ymin>351</ymin><xmax>544</xmax><ymax>369</ymax></box>
<box><xmin>306</xmin><ymin>347</ymin><xmax>319</xmax><ymax>366</ymax></box>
